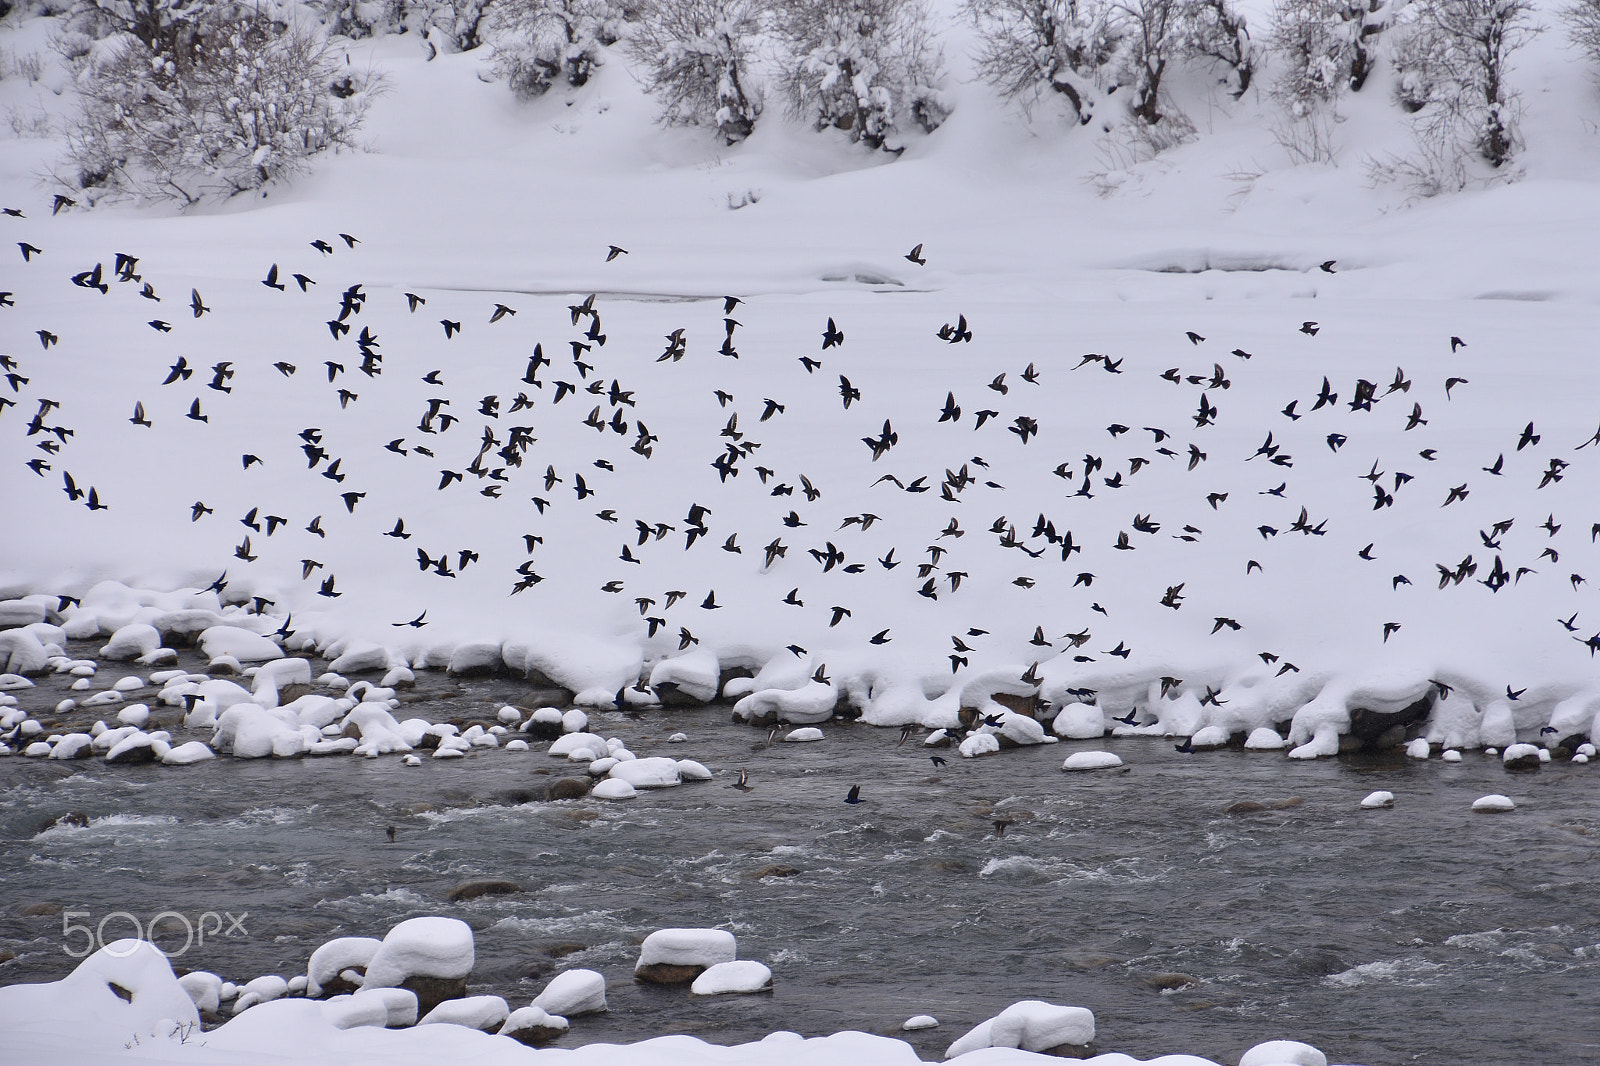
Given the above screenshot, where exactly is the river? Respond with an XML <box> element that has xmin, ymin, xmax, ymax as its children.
<box><xmin>2</xmin><ymin>647</ymin><xmax>1598</xmax><ymax>1065</ymax></box>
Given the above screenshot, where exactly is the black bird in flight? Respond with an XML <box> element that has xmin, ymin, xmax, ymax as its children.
<box><xmin>822</xmin><ymin>317</ymin><xmax>844</xmax><ymax>349</ymax></box>
<box><xmin>606</xmin><ymin>245</ymin><xmax>628</xmax><ymax>261</ymax></box>
<box><xmin>905</xmin><ymin>243</ymin><xmax>926</xmax><ymax>265</ymax></box>
<box><xmin>262</xmin><ymin>263</ymin><xmax>285</xmax><ymax>290</ymax></box>
<box><xmin>844</xmin><ymin>784</ymin><xmax>862</xmax><ymax>804</ymax></box>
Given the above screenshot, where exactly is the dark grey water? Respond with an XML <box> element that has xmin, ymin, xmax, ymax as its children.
<box><xmin>3</xmin><ymin>648</ymin><xmax>1600</xmax><ymax>1065</ymax></box>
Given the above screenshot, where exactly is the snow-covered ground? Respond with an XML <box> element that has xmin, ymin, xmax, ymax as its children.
<box><xmin>1</xmin><ymin>1</ymin><xmax>1598</xmax><ymax>1060</ymax></box>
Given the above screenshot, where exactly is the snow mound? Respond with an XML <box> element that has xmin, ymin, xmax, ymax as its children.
<box><xmin>0</xmin><ymin>939</ymin><xmax>198</xmax><ymax>1049</ymax></box>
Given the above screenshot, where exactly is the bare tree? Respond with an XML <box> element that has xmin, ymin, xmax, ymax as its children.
<box><xmin>1391</xmin><ymin>0</ymin><xmax>1533</xmax><ymax>167</ymax></box>
<box><xmin>777</xmin><ymin>0</ymin><xmax>948</xmax><ymax>152</ymax></box>
<box><xmin>489</xmin><ymin>0</ymin><xmax>634</xmax><ymax>98</ymax></box>
<box><xmin>62</xmin><ymin>4</ymin><xmax>371</xmax><ymax>204</ymax></box>
<box><xmin>963</xmin><ymin>0</ymin><xmax>1120</xmax><ymax>123</ymax></box>
<box><xmin>627</xmin><ymin>0</ymin><xmax>764</xmax><ymax>143</ymax></box>
<box><xmin>1564</xmin><ymin>0</ymin><xmax>1600</xmax><ymax>68</ymax></box>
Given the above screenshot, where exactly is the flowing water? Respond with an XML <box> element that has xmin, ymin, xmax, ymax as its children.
<box><xmin>3</xmin><ymin>648</ymin><xmax>1599</xmax><ymax>1065</ymax></box>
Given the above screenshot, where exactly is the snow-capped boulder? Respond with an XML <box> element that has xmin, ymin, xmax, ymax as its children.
<box><xmin>498</xmin><ymin>1004</ymin><xmax>569</xmax><ymax>1046</ymax></box>
<box><xmin>532</xmin><ymin>969</ymin><xmax>607</xmax><ymax>1017</ymax></box>
<box><xmin>691</xmin><ymin>960</ymin><xmax>772</xmax><ymax>995</ymax></box>
<box><xmin>307</xmin><ymin>937</ymin><xmax>382</xmax><ymax>997</ymax></box>
<box><xmin>360</xmin><ymin>917</ymin><xmax>474</xmax><ymax>1016</ymax></box>
<box><xmin>101</xmin><ymin>623</ymin><xmax>161</xmax><ymax>661</ymax></box>
<box><xmin>1062</xmin><ymin>751</ymin><xmax>1123</xmax><ymax>771</ymax></box>
<box><xmin>1052</xmin><ymin>702</ymin><xmax>1106</xmax><ymax>739</ymax></box>
<box><xmin>608</xmin><ymin>756</ymin><xmax>682</xmax><ymax>789</ymax></box>
<box><xmin>1239</xmin><ymin>1039</ymin><xmax>1328</xmax><ymax>1066</ymax></box>
<box><xmin>178</xmin><ymin>970</ymin><xmax>223</xmax><ymax>1015</ymax></box>
<box><xmin>197</xmin><ymin>626</ymin><xmax>282</xmax><ymax>663</ymax></box>
<box><xmin>732</xmin><ymin>681</ymin><xmax>837</xmax><ymax>725</ymax></box>
<box><xmin>635</xmin><ymin>928</ymin><xmax>737</xmax><ymax>984</ymax></box>
<box><xmin>591</xmin><ymin>778</ymin><xmax>637</xmax><ymax>800</ymax></box>
<box><xmin>419</xmin><ymin>995</ymin><xmax>509</xmax><ymax>1031</ymax></box>
<box><xmin>944</xmin><ymin>1000</ymin><xmax>1096</xmax><ymax>1059</ymax></box>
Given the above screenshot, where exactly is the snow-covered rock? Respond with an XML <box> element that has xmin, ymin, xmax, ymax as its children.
<box><xmin>101</xmin><ymin>623</ymin><xmax>162</xmax><ymax>661</ymax></box>
<box><xmin>1244</xmin><ymin>727</ymin><xmax>1286</xmax><ymax>750</ymax></box>
<box><xmin>691</xmin><ymin>960</ymin><xmax>773</xmax><ymax>995</ymax></box>
<box><xmin>732</xmin><ymin>681</ymin><xmax>837</xmax><ymax>725</ymax></box>
<box><xmin>307</xmin><ymin>937</ymin><xmax>382</xmax><ymax>998</ymax></box>
<box><xmin>635</xmin><ymin>928</ymin><xmax>737</xmax><ymax>983</ymax></box>
<box><xmin>532</xmin><ymin>968</ymin><xmax>607</xmax><ymax>1016</ymax></box>
<box><xmin>944</xmin><ymin>1000</ymin><xmax>1096</xmax><ymax>1058</ymax></box>
<box><xmin>591</xmin><ymin>778</ymin><xmax>637</xmax><ymax>800</ymax></box>
<box><xmin>608</xmin><ymin>756</ymin><xmax>682</xmax><ymax>789</ymax></box>
<box><xmin>1360</xmin><ymin>791</ymin><xmax>1396</xmax><ymax>809</ymax></box>
<box><xmin>419</xmin><ymin>995</ymin><xmax>509</xmax><ymax>1031</ymax></box>
<box><xmin>360</xmin><ymin>917</ymin><xmax>474</xmax><ymax>995</ymax></box>
<box><xmin>649</xmin><ymin>649</ymin><xmax>721</xmax><ymax>703</ymax></box>
<box><xmin>197</xmin><ymin>626</ymin><xmax>283</xmax><ymax>663</ymax></box>
<box><xmin>1062</xmin><ymin>751</ymin><xmax>1123</xmax><ymax>770</ymax></box>
<box><xmin>1239</xmin><ymin>1039</ymin><xmax>1328</xmax><ymax>1066</ymax></box>
<box><xmin>498</xmin><ymin>1004</ymin><xmax>569</xmax><ymax>1045</ymax></box>
<box><xmin>1472</xmin><ymin>794</ymin><xmax>1516</xmax><ymax>812</ymax></box>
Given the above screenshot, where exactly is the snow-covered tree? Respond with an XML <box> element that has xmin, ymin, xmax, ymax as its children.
<box><xmin>1112</xmin><ymin>0</ymin><xmax>1185</xmax><ymax>123</ymax></box>
<box><xmin>777</xmin><ymin>0</ymin><xmax>949</xmax><ymax>152</ymax></box>
<box><xmin>87</xmin><ymin>0</ymin><xmax>209</xmax><ymax>48</ymax></box>
<box><xmin>62</xmin><ymin>4</ymin><xmax>370</xmax><ymax>203</ymax></box>
<box><xmin>1181</xmin><ymin>0</ymin><xmax>1253</xmax><ymax>98</ymax></box>
<box><xmin>489</xmin><ymin>0</ymin><xmax>634</xmax><ymax>98</ymax></box>
<box><xmin>963</xmin><ymin>0</ymin><xmax>1119</xmax><ymax>123</ymax></box>
<box><xmin>1271</xmin><ymin>0</ymin><xmax>1407</xmax><ymax>113</ymax></box>
<box><xmin>627</xmin><ymin>0</ymin><xmax>764</xmax><ymax>143</ymax></box>
<box><xmin>313</xmin><ymin>0</ymin><xmax>411</xmax><ymax>40</ymax></box>
<box><xmin>1391</xmin><ymin>0</ymin><xmax>1533</xmax><ymax>167</ymax></box>
<box><xmin>418</xmin><ymin>0</ymin><xmax>493</xmax><ymax>50</ymax></box>
<box><xmin>1563</xmin><ymin>0</ymin><xmax>1600</xmax><ymax>69</ymax></box>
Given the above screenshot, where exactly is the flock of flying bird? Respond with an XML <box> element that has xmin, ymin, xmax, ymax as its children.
<box><xmin>6</xmin><ymin>201</ymin><xmax>1600</xmax><ymax>719</ymax></box>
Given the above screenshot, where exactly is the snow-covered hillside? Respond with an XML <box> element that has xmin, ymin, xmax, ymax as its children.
<box><xmin>2</xmin><ymin>0</ymin><xmax>1599</xmax><ymax>747</ymax></box>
